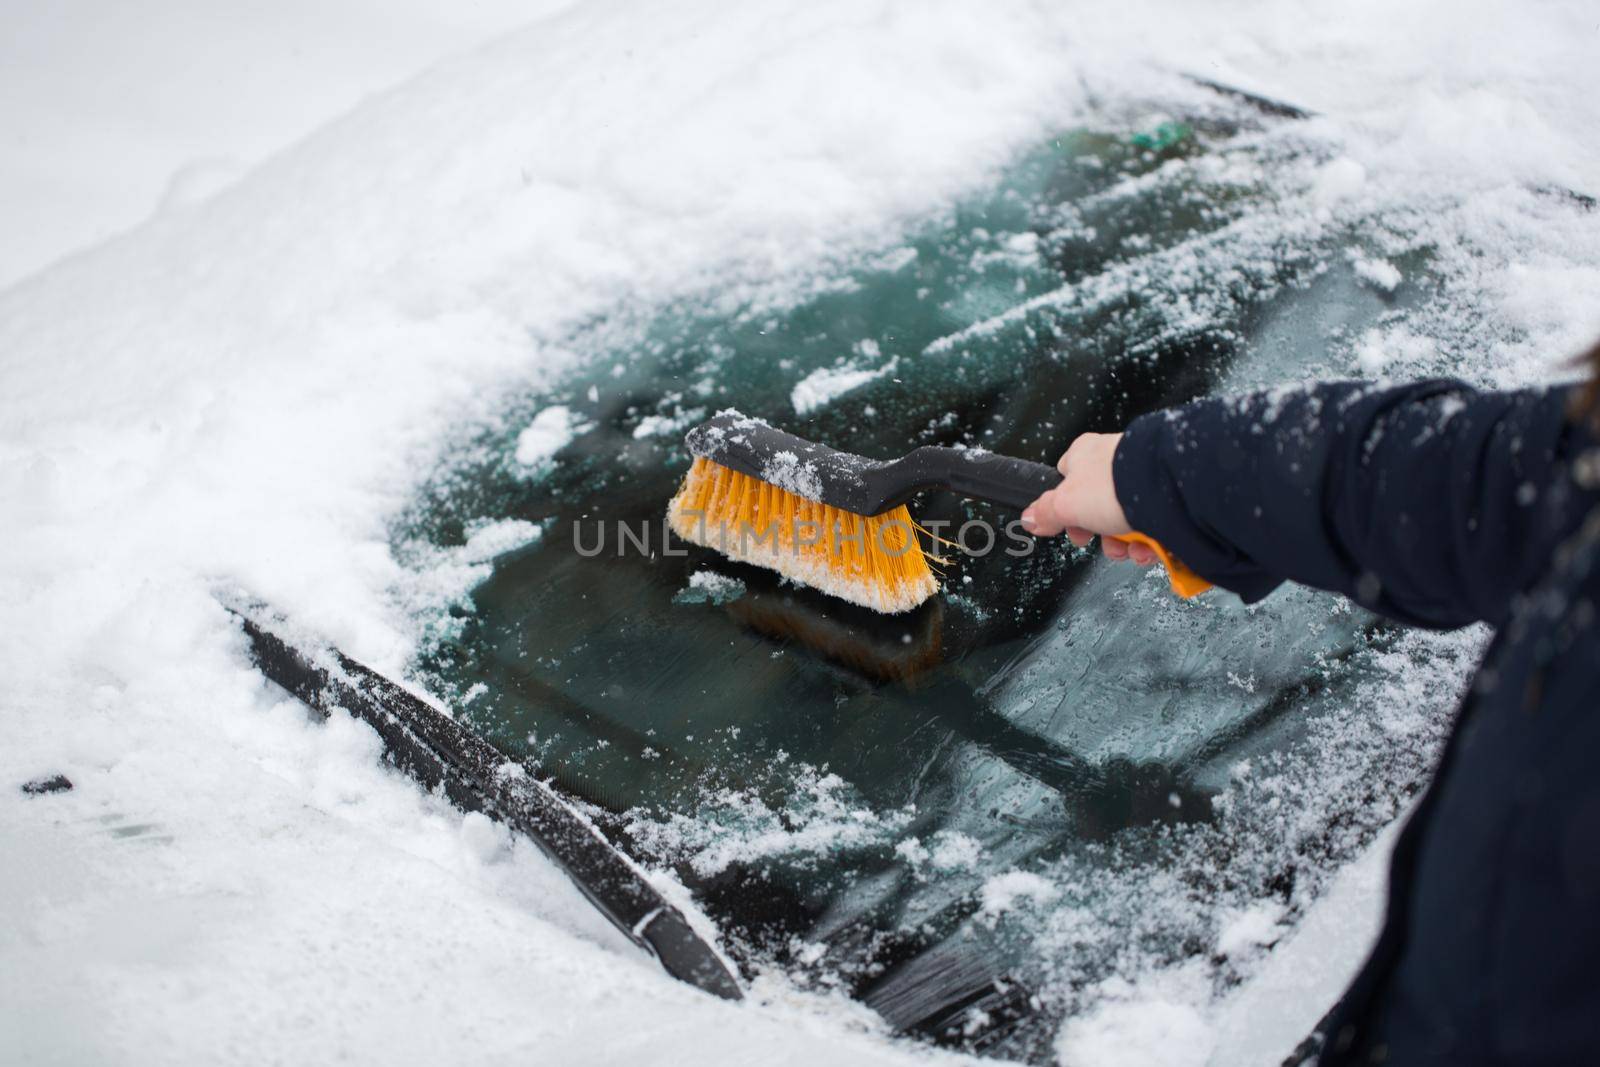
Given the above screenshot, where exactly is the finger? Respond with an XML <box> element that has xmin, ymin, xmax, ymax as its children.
<box><xmin>1066</xmin><ymin>525</ymin><xmax>1094</xmax><ymax>548</ymax></box>
<box><xmin>1128</xmin><ymin>542</ymin><xmax>1157</xmax><ymax>565</ymax></box>
<box><xmin>1102</xmin><ymin>536</ymin><xmax>1129</xmax><ymax>559</ymax></box>
<box><xmin>1021</xmin><ymin>493</ymin><xmax>1067</xmax><ymax>537</ymax></box>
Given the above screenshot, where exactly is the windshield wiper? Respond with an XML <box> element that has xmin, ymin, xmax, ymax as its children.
<box><xmin>218</xmin><ymin>590</ymin><xmax>742</xmax><ymax>1002</ymax></box>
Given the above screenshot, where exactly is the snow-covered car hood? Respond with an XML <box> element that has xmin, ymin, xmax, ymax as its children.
<box><xmin>4</xmin><ymin>2</ymin><xmax>1598</xmax><ymax>1065</ymax></box>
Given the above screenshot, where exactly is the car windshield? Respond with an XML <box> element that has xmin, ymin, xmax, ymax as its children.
<box><xmin>398</xmin><ymin>95</ymin><xmax>1466</xmax><ymax>1060</ymax></box>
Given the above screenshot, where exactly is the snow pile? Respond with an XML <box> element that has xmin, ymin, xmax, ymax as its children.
<box><xmin>1354</xmin><ymin>325</ymin><xmax>1438</xmax><ymax>375</ymax></box>
<box><xmin>1350</xmin><ymin>256</ymin><xmax>1402</xmax><ymax>293</ymax></box>
<box><xmin>2</xmin><ymin>0</ymin><xmax>1599</xmax><ymax>1064</ymax></box>
<box><xmin>792</xmin><ymin>345</ymin><xmax>898</xmax><ymax>414</ymax></box>
<box><xmin>896</xmin><ymin>830</ymin><xmax>987</xmax><ymax>874</ymax></box>
<box><xmin>792</xmin><ymin>362</ymin><xmax>893</xmax><ymax>414</ymax></box>
<box><xmin>1214</xmin><ymin>903</ymin><xmax>1287</xmax><ymax>960</ymax></box>
<box><xmin>514</xmin><ymin>405</ymin><xmax>586</xmax><ymax>468</ymax></box>
<box><xmin>1057</xmin><ymin>976</ymin><xmax>1216</xmax><ymax>1067</ymax></box>
<box><xmin>674</xmin><ymin>569</ymin><xmax>747</xmax><ymax>606</ymax></box>
<box><xmin>634</xmin><ymin>405</ymin><xmax>705</xmax><ymax>439</ymax></box>
<box><xmin>979</xmin><ymin>871</ymin><xmax>1060</xmax><ymax>920</ymax></box>
<box><xmin>457</xmin><ymin>518</ymin><xmax>544</xmax><ymax>563</ymax></box>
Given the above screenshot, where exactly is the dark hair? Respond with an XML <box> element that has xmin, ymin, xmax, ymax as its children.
<box><xmin>1572</xmin><ymin>336</ymin><xmax>1600</xmax><ymax>430</ymax></box>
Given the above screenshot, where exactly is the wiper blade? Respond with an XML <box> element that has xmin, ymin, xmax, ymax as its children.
<box><xmin>219</xmin><ymin>590</ymin><xmax>742</xmax><ymax>1002</ymax></box>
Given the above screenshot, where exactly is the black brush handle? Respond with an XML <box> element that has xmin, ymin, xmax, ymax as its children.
<box><xmin>882</xmin><ymin>448</ymin><xmax>1062</xmax><ymax>512</ymax></box>
<box><xmin>927</xmin><ymin>450</ymin><xmax>1063</xmax><ymax>511</ymax></box>
<box><xmin>689</xmin><ymin>412</ymin><xmax>1061</xmax><ymax>514</ymax></box>
<box><xmin>897</xmin><ymin>447</ymin><xmax>1213</xmax><ymax>598</ymax></box>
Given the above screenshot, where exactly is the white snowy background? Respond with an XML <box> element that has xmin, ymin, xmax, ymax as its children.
<box><xmin>2</xmin><ymin>2</ymin><xmax>1598</xmax><ymax>1065</ymax></box>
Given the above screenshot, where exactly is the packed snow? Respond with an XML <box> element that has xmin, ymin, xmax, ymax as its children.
<box><xmin>3</xmin><ymin>1</ymin><xmax>1599</xmax><ymax>1065</ymax></box>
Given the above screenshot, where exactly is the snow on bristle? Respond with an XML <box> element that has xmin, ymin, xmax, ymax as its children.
<box><xmin>667</xmin><ymin>457</ymin><xmax>939</xmax><ymax>614</ymax></box>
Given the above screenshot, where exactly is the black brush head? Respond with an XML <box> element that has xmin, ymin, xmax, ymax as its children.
<box><xmin>684</xmin><ymin>411</ymin><xmax>1061</xmax><ymax>515</ymax></box>
<box><xmin>685</xmin><ymin>411</ymin><xmax>893</xmax><ymax>513</ymax></box>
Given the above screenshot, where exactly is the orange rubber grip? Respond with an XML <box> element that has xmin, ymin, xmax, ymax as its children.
<box><xmin>1112</xmin><ymin>532</ymin><xmax>1213</xmax><ymax>598</ymax></box>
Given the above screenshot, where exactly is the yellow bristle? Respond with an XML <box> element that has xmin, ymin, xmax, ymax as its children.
<box><xmin>667</xmin><ymin>456</ymin><xmax>940</xmax><ymax>614</ymax></box>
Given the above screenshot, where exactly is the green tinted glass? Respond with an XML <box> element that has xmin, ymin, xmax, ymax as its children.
<box><xmin>401</xmin><ymin>103</ymin><xmax>1438</xmax><ymax>1057</ymax></box>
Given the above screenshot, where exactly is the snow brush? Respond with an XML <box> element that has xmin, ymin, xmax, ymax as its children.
<box><xmin>667</xmin><ymin>412</ymin><xmax>1211</xmax><ymax>613</ymax></box>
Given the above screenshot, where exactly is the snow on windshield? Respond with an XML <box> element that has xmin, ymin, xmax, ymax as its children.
<box><xmin>397</xmin><ymin>97</ymin><xmax>1569</xmax><ymax>1060</ymax></box>
<box><xmin>4</xmin><ymin>3</ymin><xmax>1599</xmax><ymax>1066</ymax></box>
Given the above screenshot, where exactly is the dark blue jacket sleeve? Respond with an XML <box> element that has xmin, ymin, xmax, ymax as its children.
<box><xmin>1112</xmin><ymin>379</ymin><xmax>1598</xmax><ymax>629</ymax></box>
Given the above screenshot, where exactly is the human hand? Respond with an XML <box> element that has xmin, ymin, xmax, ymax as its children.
<box><xmin>1019</xmin><ymin>433</ymin><xmax>1157</xmax><ymax>565</ymax></box>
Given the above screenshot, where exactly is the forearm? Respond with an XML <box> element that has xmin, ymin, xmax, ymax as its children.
<box><xmin>1113</xmin><ymin>379</ymin><xmax>1592</xmax><ymax>628</ymax></box>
